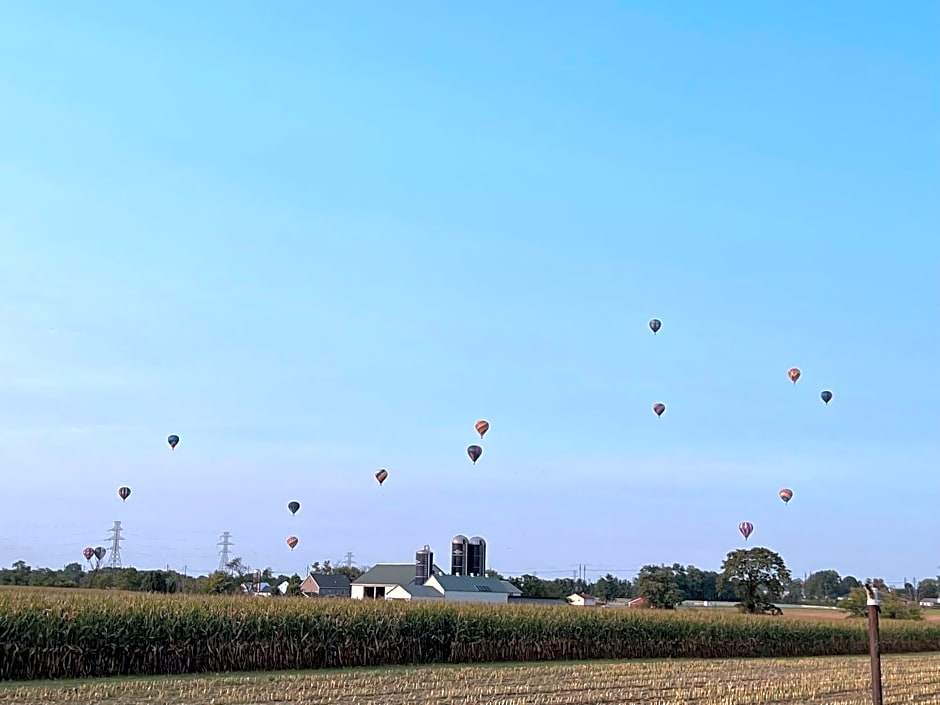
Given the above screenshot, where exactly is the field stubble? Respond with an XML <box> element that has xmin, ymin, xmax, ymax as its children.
<box><xmin>2</xmin><ymin>655</ymin><xmax>940</xmax><ymax>705</ymax></box>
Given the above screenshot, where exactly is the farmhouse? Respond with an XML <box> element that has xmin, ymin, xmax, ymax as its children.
<box><xmin>566</xmin><ymin>592</ymin><xmax>598</xmax><ymax>607</ymax></box>
<box><xmin>300</xmin><ymin>573</ymin><xmax>351</xmax><ymax>598</ymax></box>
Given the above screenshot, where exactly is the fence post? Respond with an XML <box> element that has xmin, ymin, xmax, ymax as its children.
<box><xmin>864</xmin><ymin>582</ymin><xmax>883</xmax><ymax>705</ymax></box>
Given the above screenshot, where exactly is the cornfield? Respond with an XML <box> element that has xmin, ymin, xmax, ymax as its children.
<box><xmin>2</xmin><ymin>590</ymin><xmax>940</xmax><ymax>682</ymax></box>
<box><xmin>4</xmin><ymin>656</ymin><xmax>940</xmax><ymax>704</ymax></box>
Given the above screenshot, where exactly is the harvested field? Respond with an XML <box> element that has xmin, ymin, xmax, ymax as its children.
<box><xmin>3</xmin><ymin>654</ymin><xmax>940</xmax><ymax>704</ymax></box>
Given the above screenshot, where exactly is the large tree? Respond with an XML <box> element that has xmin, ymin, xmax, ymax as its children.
<box><xmin>803</xmin><ymin>569</ymin><xmax>842</xmax><ymax>600</ymax></box>
<box><xmin>635</xmin><ymin>565</ymin><xmax>685</xmax><ymax>609</ymax></box>
<box><xmin>719</xmin><ymin>547</ymin><xmax>791</xmax><ymax>614</ymax></box>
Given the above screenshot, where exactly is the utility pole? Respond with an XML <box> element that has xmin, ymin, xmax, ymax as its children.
<box><xmin>864</xmin><ymin>581</ymin><xmax>883</xmax><ymax>705</ymax></box>
<box><xmin>217</xmin><ymin>532</ymin><xmax>234</xmax><ymax>573</ymax></box>
<box><xmin>106</xmin><ymin>521</ymin><xmax>124</xmax><ymax>569</ymax></box>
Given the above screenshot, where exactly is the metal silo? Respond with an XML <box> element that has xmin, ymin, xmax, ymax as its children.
<box><xmin>468</xmin><ymin>536</ymin><xmax>486</xmax><ymax>576</ymax></box>
<box><xmin>451</xmin><ymin>535</ymin><xmax>469</xmax><ymax>575</ymax></box>
<box><xmin>415</xmin><ymin>544</ymin><xmax>433</xmax><ymax>585</ymax></box>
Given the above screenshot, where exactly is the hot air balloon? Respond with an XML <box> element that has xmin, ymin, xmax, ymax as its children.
<box><xmin>821</xmin><ymin>390</ymin><xmax>833</xmax><ymax>405</ymax></box>
<box><xmin>375</xmin><ymin>469</ymin><xmax>388</xmax><ymax>485</ymax></box>
<box><xmin>649</xmin><ymin>318</ymin><xmax>662</xmax><ymax>334</ymax></box>
<box><xmin>467</xmin><ymin>444</ymin><xmax>482</xmax><ymax>464</ymax></box>
<box><xmin>652</xmin><ymin>402</ymin><xmax>666</xmax><ymax>418</ymax></box>
<box><xmin>288</xmin><ymin>501</ymin><xmax>300</xmax><ymax>515</ymax></box>
<box><xmin>118</xmin><ymin>486</ymin><xmax>131</xmax><ymax>502</ymax></box>
<box><xmin>94</xmin><ymin>546</ymin><xmax>106</xmax><ymax>561</ymax></box>
<box><xmin>475</xmin><ymin>419</ymin><xmax>490</xmax><ymax>438</ymax></box>
<box><xmin>82</xmin><ymin>547</ymin><xmax>95</xmax><ymax>562</ymax></box>
<box><xmin>168</xmin><ymin>434</ymin><xmax>180</xmax><ymax>449</ymax></box>
<box><xmin>286</xmin><ymin>536</ymin><xmax>299</xmax><ymax>550</ymax></box>
<box><xmin>779</xmin><ymin>488</ymin><xmax>793</xmax><ymax>504</ymax></box>
<box><xmin>739</xmin><ymin>522</ymin><xmax>754</xmax><ymax>541</ymax></box>
<box><xmin>788</xmin><ymin>368</ymin><xmax>801</xmax><ymax>385</ymax></box>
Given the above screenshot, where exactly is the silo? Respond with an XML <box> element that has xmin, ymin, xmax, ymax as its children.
<box><xmin>468</xmin><ymin>536</ymin><xmax>487</xmax><ymax>576</ymax></box>
<box><xmin>414</xmin><ymin>544</ymin><xmax>433</xmax><ymax>585</ymax></box>
<box><xmin>451</xmin><ymin>535</ymin><xmax>469</xmax><ymax>575</ymax></box>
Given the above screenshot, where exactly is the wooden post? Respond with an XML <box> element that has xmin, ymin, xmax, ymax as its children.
<box><xmin>864</xmin><ymin>582</ymin><xmax>883</xmax><ymax>705</ymax></box>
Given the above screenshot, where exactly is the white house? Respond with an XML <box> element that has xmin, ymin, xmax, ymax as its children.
<box><xmin>351</xmin><ymin>563</ymin><xmax>447</xmax><ymax>599</ymax></box>
<box><xmin>351</xmin><ymin>564</ymin><xmax>417</xmax><ymax>600</ymax></box>
<box><xmin>919</xmin><ymin>597</ymin><xmax>939</xmax><ymax>608</ymax></box>
<box><xmin>566</xmin><ymin>592</ymin><xmax>598</xmax><ymax>607</ymax></box>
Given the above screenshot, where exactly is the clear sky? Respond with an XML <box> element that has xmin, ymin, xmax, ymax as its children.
<box><xmin>1</xmin><ymin>2</ymin><xmax>937</xmax><ymax>586</ymax></box>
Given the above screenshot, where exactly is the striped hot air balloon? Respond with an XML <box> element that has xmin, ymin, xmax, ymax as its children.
<box><xmin>779</xmin><ymin>488</ymin><xmax>793</xmax><ymax>504</ymax></box>
<box><xmin>375</xmin><ymin>469</ymin><xmax>389</xmax><ymax>485</ymax></box>
<box><xmin>739</xmin><ymin>521</ymin><xmax>754</xmax><ymax>541</ymax></box>
<box><xmin>653</xmin><ymin>402</ymin><xmax>666</xmax><ymax>418</ymax></box>
<box><xmin>474</xmin><ymin>419</ymin><xmax>490</xmax><ymax>438</ymax></box>
<box><xmin>286</xmin><ymin>536</ymin><xmax>299</xmax><ymax>550</ymax></box>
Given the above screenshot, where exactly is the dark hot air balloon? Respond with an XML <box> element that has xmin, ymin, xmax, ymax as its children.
<box><xmin>94</xmin><ymin>546</ymin><xmax>106</xmax><ymax>561</ymax></box>
<box><xmin>375</xmin><ymin>469</ymin><xmax>388</xmax><ymax>485</ymax></box>
<box><xmin>168</xmin><ymin>434</ymin><xmax>180</xmax><ymax>449</ymax></box>
<box><xmin>475</xmin><ymin>419</ymin><xmax>490</xmax><ymax>438</ymax></box>
<box><xmin>788</xmin><ymin>368</ymin><xmax>801</xmax><ymax>385</ymax></box>
<box><xmin>286</xmin><ymin>536</ymin><xmax>299</xmax><ymax>550</ymax></box>
<box><xmin>779</xmin><ymin>488</ymin><xmax>793</xmax><ymax>504</ymax></box>
<box><xmin>118</xmin><ymin>486</ymin><xmax>131</xmax><ymax>502</ymax></box>
<box><xmin>649</xmin><ymin>318</ymin><xmax>662</xmax><ymax>334</ymax></box>
<box><xmin>739</xmin><ymin>522</ymin><xmax>754</xmax><ymax>541</ymax></box>
<box><xmin>288</xmin><ymin>501</ymin><xmax>300</xmax><ymax>515</ymax></box>
<box><xmin>467</xmin><ymin>444</ymin><xmax>482</xmax><ymax>464</ymax></box>
<box><xmin>82</xmin><ymin>547</ymin><xmax>95</xmax><ymax>562</ymax></box>
<box><xmin>820</xmin><ymin>390</ymin><xmax>833</xmax><ymax>405</ymax></box>
<box><xmin>653</xmin><ymin>402</ymin><xmax>666</xmax><ymax>418</ymax></box>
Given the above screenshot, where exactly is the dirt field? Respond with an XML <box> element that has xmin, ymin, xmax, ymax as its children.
<box><xmin>2</xmin><ymin>654</ymin><xmax>940</xmax><ymax>705</ymax></box>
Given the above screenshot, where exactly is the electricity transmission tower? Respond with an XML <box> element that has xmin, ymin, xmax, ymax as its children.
<box><xmin>217</xmin><ymin>531</ymin><xmax>234</xmax><ymax>572</ymax></box>
<box><xmin>106</xmin><ymin>521</ymin><xmax>124</xmax><ymax>569</ymax></box>
<box><xmin>343</xmin><ymin>552</ymin><xmax>355</xmax><ymax>568</ymax></box>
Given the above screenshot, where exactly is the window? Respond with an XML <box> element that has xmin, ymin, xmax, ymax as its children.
<box><xmin>475</xmin><ymin>585</ymin><xmax>492</xmax><ymax>592</ymax></box>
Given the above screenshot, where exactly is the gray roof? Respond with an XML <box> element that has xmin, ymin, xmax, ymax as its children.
<box><xmin>430</xmin><ymin>574</ymin><xmax>519</xmax><ymax>594</ymax></box>
<box><xmin>352</xmin><ymin>564</ymin><xmax>416</xmax><ymax>586</ymax></box>
<box><xmin>500</xmin><ymin>580</ymin><xmax>523</xmax><ymax>595</ymax></box>
<box><xmin>308</xmin><ymin>574</ymin><xmax>351</xmax><ymax>589</ymax></box>
<box><xmin>392</xmin><ymin>581</ymin><xmax>444</xmax><ymax>598</ymax></box>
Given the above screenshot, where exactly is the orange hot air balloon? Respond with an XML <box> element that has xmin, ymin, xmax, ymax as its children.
<box><xmin>652</xmin><ymin>403</ymin><xmax>666</xmax><ymax>418</ymax></box>
<box><xmin>375</xmin><ymin>469</ymin><xmax>388</xmax><ymax>485</ymax></box>
<box><xmin>286</xmin><ymin>536</ymin><xmax>299</xmax><ymax>550</ymax></box>
<box><xmin>788</xmin><ymin>367</ymin><xmax>801</xmax><ymax>385</ymax></box>
<box><xmin>779</xmin><ymin>488</ymin><xmax>793</xmax><ymax>504</ymax></box>
<box><xmin>474</xmin><ymin>419</ymin><xmax>490</xmax><ymax>438</ymax></box>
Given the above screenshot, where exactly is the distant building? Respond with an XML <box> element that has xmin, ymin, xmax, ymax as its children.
<box><xmin>919</xmin><ymin>597</ymin><xmax>939</xmax><ymax>608</ymax></box>
<box><xmin>567</xmin><ymin>593</ymin><xmax>598</xmax><ymax>607</ymax></box>
<box><xmin>300</xmin><ymin>573</ymin><xmax>352</xmax><ymax>598</ymax></box>
<box><xmin>352</xmin><ymin>562</ymin><xmax>445</xmax><ymax>600</ymax></box>
<box><xmin>386</xmin><ymin>574</ymin><xmax>520</xmax><ymax>603</ymax></box>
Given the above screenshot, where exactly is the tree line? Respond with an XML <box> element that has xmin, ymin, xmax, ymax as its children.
<box><xmin>2</xmin><ymin>550</ymin><xmax>937</xmax><ymax>613</ymax></box>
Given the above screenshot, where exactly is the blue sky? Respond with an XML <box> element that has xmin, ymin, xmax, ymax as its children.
<box><xmin>1</xmin><ymin>2</ymin><xmax>937</xmax><ymax>586</ymax></box>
